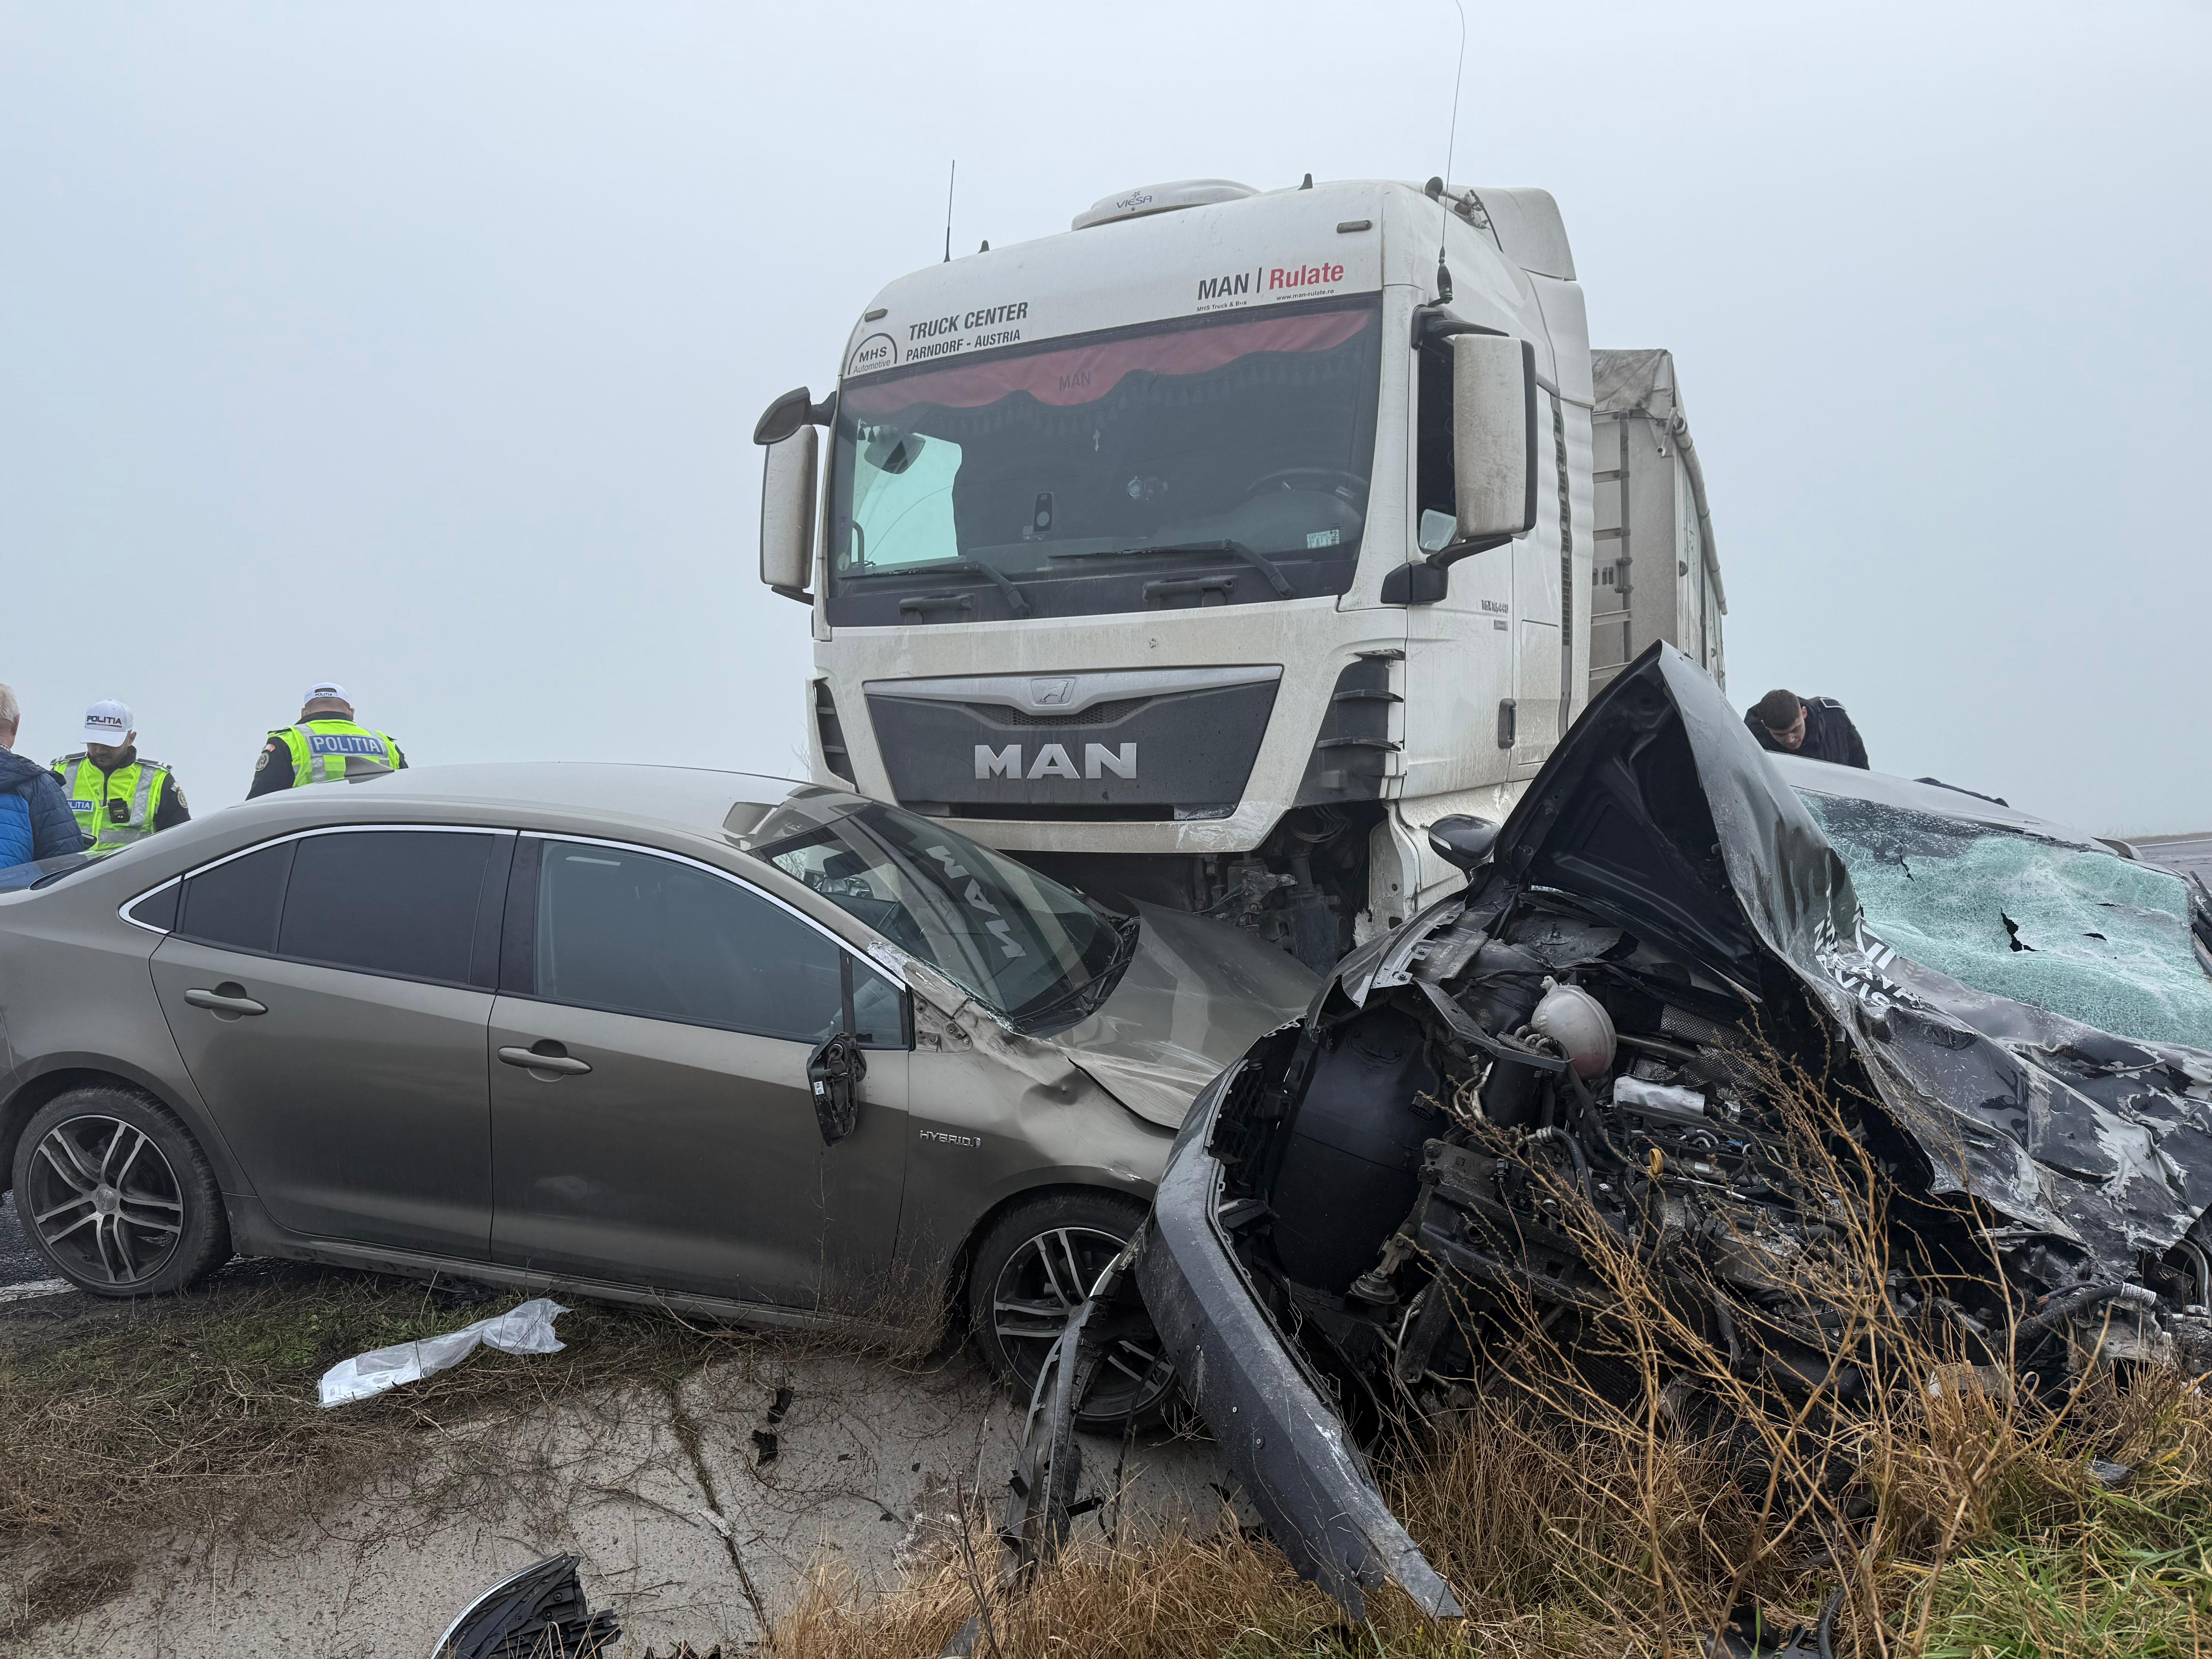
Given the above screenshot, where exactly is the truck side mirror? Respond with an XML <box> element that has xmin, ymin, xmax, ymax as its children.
<box><xmin>1427</xmin><ymin>814</ymin><xmax>1500</xmax><ymax>871</ymax></box>
<box><xmin>1382</xmin><ymin>331</ymin><xmax>1540</xmax><ymax>605</ymax></box>
<box><xmin>753</xmin><ymin>386</ymin><xmax>816</xmax><ymax>446</ymax></box>
<box><xmin>759</xmin><ymin>426</ymin><xmax>819</xmax><ymax>601</ymax></box>
<box><xmin>1450</xmin><ymin>334</ymin><xmax>1538</xmax><ymax>544</ymax></box>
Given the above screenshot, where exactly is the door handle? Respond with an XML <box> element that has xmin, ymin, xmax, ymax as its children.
<box><xmin>498</xmin><ymin>1045</ymin><xmax>592</xmax><ymax>1076</ymax></box>
<box><xmin>184</xmin><ymin>985</ymin><xmax>267</xmax><ymax>1017</ymax></box>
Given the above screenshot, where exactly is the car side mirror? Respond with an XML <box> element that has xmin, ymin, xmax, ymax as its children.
<box><xmin>1427</xmin><ymin>814</ymin><xmax>1500</xmax><ymax>872</ymax></box>
<box><xmin>1450</xmin><ymin>334</ymin><xmax>1538</xmax><ymax>545</ymax></box>
<box><xmin>760</xmin><ymin>426</ymin><xmax>819</xmax><ymax>601</ymax></box>
<box><xmin>807</xmin><ymin>1030</ymin><xmax>867</xmax><ymax>1145</ymax></box>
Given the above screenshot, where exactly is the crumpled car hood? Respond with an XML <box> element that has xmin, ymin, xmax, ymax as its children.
<box><xmin>1042</xmin><ymin>900</ymin><xmax>1320</xmax><ymax>1128</ymax></box>
<box><xmin>1397</xmin><ymin>647</ymin><xmax>2212</xmax><ymax>1271</ymax></box>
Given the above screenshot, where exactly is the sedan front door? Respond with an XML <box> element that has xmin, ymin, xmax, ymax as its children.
<box><xmin>486</xmin><ymin>836</ymin><xmax>909</xmax><ymax>1310</ymax></box>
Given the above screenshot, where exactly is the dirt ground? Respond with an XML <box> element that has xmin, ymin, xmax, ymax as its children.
<box><xmin>0</xmin><ymin>1260</ymin><xmax>1231</xmax><ymax>1658</ymax></box>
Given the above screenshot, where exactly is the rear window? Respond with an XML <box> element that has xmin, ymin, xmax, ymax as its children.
<box><xmin>0</xmin><ymin>854</ymin><xmax>95</xmax><ymax>894</ymax></box>
<box><xmin>276</xmin><ymin>831</ymin><xmax>497</xmax><ymax>985</ymax></box>
<box><xmin>126</xmin><ymin>883</ymin><xmax>181</xmax><ymax>931</ymax></box>
<box><xmin>178</xmin><ymin>842</ymin><xmax>296</xmax><ymax>954</ymax></box>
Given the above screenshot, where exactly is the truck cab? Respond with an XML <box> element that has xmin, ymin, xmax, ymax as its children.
<box><xmin>757</xmin><ymin>176</ymin><xmax>1715</xmax><ymax>971</ymax></box>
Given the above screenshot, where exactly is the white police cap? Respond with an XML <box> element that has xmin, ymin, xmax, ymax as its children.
<box><xmin>83</xmin><ymin>699</ymin><xmax>133</xmax><ymax>744</ymax></box>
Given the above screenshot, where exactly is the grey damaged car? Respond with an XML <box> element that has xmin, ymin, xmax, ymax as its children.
<box><xmin>1136</xmin><ymin>644</ymin><xmax>2212</xmax><ymax>1618</ymax></box>
<box><xmin>0</xmin><ymin>763</ymin><xmax>1312</xmax><ymax>1417</ymax></box>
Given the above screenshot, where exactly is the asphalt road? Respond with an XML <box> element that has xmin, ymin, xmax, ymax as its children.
<box><xmin>2131</xmin><ymin>832</ymin><xmax>2212</xmax><ymax>888</ymax></box>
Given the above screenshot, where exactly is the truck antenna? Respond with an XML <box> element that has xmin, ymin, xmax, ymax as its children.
<box><xmin>943</xmin><ymin>160</ymin><xmax>956</xmax><ymax>263</ymax></box>
<box><xmin>1436</xmin><ymin>0</ymin><xmax>1468</xmax><ymax>302</ymax></box>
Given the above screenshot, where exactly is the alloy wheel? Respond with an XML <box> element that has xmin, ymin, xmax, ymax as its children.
<box><xmin>25</xmin><ymin>1114</ymin><xmax>187</xmax><ymax>1287</ymax></box>
<box><xmin>990</xmin><ymin>1224</ymin><xmax>1173</xmax><ymax>1423</ymax></box>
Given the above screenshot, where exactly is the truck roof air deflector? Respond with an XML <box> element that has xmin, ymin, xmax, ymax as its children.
<box><xmin>1072</xmin><ymin>179</ymin><xmax>1259</xmax><ymax>231</ymax></box>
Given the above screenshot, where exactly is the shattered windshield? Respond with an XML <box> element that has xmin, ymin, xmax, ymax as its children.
<box><xmin>826</xmin><ymin>298</ymin><xmax>1382</xmax><ymax>624</ymax></box>
<box><xmin>743</xmin><ymin>791</ymin><xmax>1134</xmax><ymax>1033</ymax></box>
<box><xmin>1799</xmin><ymin>791</ymin><xmax>2212</xmax><ymax>1049</ymax></box>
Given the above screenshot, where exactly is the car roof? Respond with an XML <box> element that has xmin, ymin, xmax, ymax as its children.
<box><xmin>292</xmin><ymin>762</ymin><xmax>810</xmax><ymax>838</ymax></box>
<box><xmin>1766</xmin><ymin>754</ymin><xmax>2107</xmax><ymax>852</ymax></box>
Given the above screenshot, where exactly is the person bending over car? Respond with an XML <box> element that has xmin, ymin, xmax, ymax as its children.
<box><xmin>1746</xmin><ymin>686</ymin><xmax>1869</xmax><ymax>769</ymax></box>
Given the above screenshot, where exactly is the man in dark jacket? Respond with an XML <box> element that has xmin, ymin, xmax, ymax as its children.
<box><xmin>1745</xmin><ymin>687</ymin><xmax>1869</xmax><ymax>769</ymax></box>
<box><xmin>0</xmin><ymin>683</ymin><xmax>93</xmax><ymax>870</ymax></box>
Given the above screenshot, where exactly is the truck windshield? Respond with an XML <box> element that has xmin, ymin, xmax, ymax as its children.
<box><xmin>826</xmin><ymin>297</ymin><xmax>1382</xmax><ymax>626</ymax></box>
<box><xmin>744</xmin><ymin>789</ymin><xmax>1136</xmax><ymax>1034</ymax></box>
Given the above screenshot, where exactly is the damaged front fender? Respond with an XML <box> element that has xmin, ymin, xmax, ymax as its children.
<box><xmin>1135</xmin><ymin>1067</ymin><xmax>1462</xmax><ymax>1623</ymax></box>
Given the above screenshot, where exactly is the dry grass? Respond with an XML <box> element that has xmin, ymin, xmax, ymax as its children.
<box><xmin>782</xmin><ymin>1514</ymin><xmax>1344</xmax><ymax>1659</ymax></box>
<box><xmin>771</xmin><ymin>1042</ymin><xmax>2212</xmax><ymax>1658</ymax></box>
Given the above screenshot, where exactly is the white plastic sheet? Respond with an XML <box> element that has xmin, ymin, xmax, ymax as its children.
<box><xmin>318</xmin><ymin>1297</ymin><xmax>570</xmax><ymax>1408</ymax></box>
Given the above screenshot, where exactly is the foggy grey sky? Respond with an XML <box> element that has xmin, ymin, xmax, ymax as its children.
<box><xmin>3</xmin><ymin>2</ymin><xmax>2206</xmax><ymax>834</ymax></box>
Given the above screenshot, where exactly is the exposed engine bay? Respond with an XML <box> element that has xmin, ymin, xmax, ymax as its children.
<box><xmin>1148</xmin><ymin>646</ymin><xmax>2212</xmax><ymax>1537</ymax></box>
<box><xmin>1204</xmin><ymin>884</ymin><xmax>2209</xmax><ymax>1437</ymax></box>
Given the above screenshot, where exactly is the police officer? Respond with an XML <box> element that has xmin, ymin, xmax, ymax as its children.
<box><xmin>1745</xmin><ymin>688</ymin><xmax>1869</xmax><ymax>769</ymax></box>
<box><xmin>248</xmin><ymin>682</ymin><xmax>407</xmax><ymax>797</ymax></box>
<box><xmin>50</xmin><ymin>699</ymin><xmax>191</xmax><ymax>857</ymax></box>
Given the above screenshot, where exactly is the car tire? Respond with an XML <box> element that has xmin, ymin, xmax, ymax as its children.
<box><xmin>12</xmin><ymin>1086</ymin><xmax>231</xmax><ymax>1298</ymax></box>
<box><xmin>967</xmin><ymin>1190</ymin><xmax>1173</xmax><ymax>1432</ymax></box>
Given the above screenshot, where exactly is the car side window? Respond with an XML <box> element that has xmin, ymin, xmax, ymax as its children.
<box><xmin>178</xmin><ymin>841</ymin><xmax>296</xmax><ymax>953</ymax></box>
<box><xmin>528</xmin><ymin>841</ymin><xmax>893</xmax><ymax>1044</ymax></box>
<box><xmin>276</xmin><ymin>831</ymin><xmax>502</xmax><ymax>986</ymax></box>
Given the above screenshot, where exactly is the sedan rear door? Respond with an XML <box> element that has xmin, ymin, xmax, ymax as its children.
<box><xmin>149</xmin><ymin>826</ymin><xmax>511</xmax><ymax>1258</ymax></box>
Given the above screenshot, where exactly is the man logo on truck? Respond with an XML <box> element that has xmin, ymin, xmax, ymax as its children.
<box><xmin>974</xmin><ymin>743</ymin><xmax>1138</xmax><ymax>782</ymax></box>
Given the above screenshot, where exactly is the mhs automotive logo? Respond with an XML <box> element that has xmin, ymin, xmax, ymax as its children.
<box><xmin>973</xmin><ymin>743</ymin><xmax>1137</xmax><ymax>782</ymax></box>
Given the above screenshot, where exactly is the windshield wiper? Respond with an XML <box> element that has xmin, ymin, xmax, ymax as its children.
<box><xmin>1005</xmin><ymin>911</ymin><xmax>1142</xmax><ymax>1032</ymax></box>
<box><xmin>1050</xmin><ymin>538</ymin><xmax>1294</xmax><ymax>598</ymax></box>
<box><xmin>843</xmin><ymin>559</ymin><xmax>1032</xmax><ymax>617</ymax></box>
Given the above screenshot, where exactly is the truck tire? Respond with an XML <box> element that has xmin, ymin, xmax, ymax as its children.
<box><xmin>13</xmin><ymin>1086</ymin><xmax>232</xmax><ymax>1297</ymax></box>
<box><xmin>967</xmin><ymin>1190</ymin><xmax>1173</xmax><ymax>1431</ymax></box>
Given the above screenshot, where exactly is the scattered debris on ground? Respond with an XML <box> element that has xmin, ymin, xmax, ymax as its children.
<box><xmin>319</xmin><ymin>1297</ymin><xmax>572</xmax><ymax>1407</ymax></box>
<box><xmin>0</xmin><ymin>1257</ymin><xmax>1226</xmax><ymax>1656</ymax></box>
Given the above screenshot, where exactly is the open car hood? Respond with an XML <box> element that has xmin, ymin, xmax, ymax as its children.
<box><xmin>1043</xmin><ymin>900</ymin><xmax>1320</xmax><ymax>1129</ymax></box>
<box><xmin>1446</xmin><ymin>646</ymin><xmax>2212</xmax><ymax>1269</ymax></box>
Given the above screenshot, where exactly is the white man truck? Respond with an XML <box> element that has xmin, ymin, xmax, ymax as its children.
<box><xmin>755</xmin><ymin>176</ymin><xmax>1725</xmax><ymax>971</ymax></box>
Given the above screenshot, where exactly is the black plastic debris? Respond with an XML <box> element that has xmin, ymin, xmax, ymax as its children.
<box><xmin>767</xmin><ymin>1384</ymin><xmax>795</xmax><ymax>1425</ymax></box>
<box><xmin>434</xmin><ymin>1553</ymin><xmax>619</xmax><ymax>1659</ymax></box>
<box><xmin>1704</xmin><ymin>1595</ymin><xmax>1830</xmax><ymax>1658</ymax></box>
<box><xmin>751</xmin><ymin>1429</ymin><xmax>779</xmax><ymax>1466</ymax></box>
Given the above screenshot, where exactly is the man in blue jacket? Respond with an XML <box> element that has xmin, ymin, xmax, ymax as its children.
<box><xmin>0</xmin><ymin>683</ymin><xmax>93</xmax><ymax>871</ymax></box>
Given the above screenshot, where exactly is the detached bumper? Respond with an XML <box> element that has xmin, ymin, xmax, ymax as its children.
<box><xmin>1135</xmin><ymin>1079</ymin><xmax>1461</xmax><ymax>1622</ymax></box>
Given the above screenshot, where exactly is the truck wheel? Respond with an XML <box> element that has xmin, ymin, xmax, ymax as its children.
<box><xmin>968</xmin><ymin>1191</ymin><xmax>1173</xmax><ymax>1431</ymax></box>
<box><xmin>13</xmin><ymin>1087</ymin><xmax>231</xmax><ymax>1297</ymax></box>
